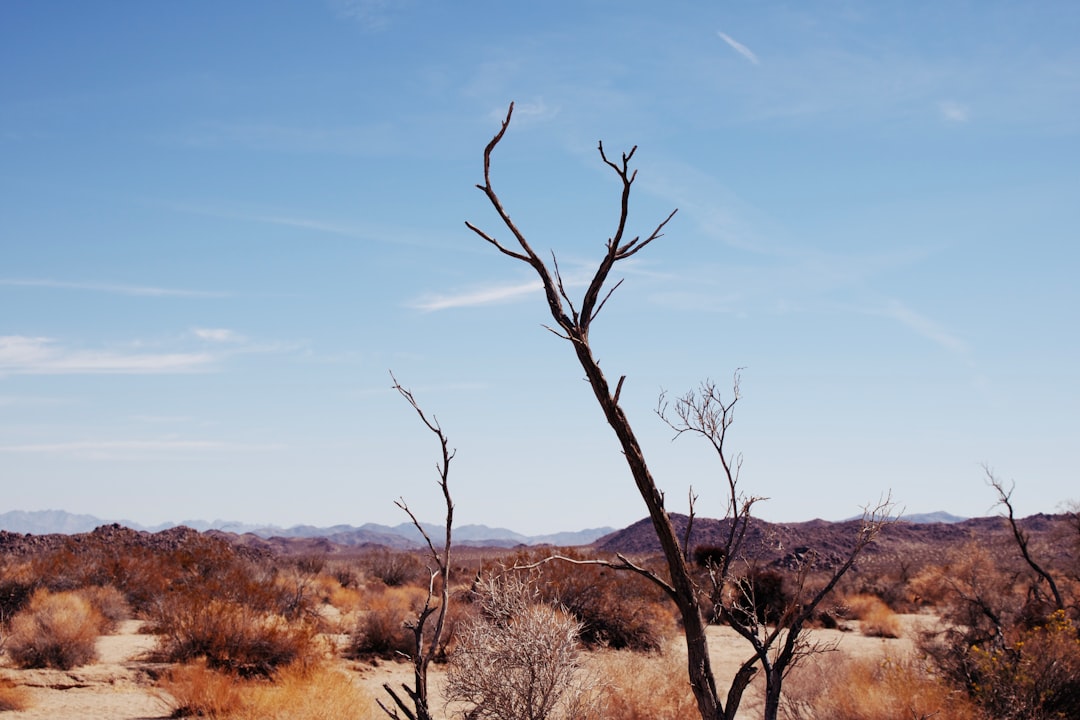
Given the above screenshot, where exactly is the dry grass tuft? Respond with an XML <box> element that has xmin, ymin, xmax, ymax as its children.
<box><xmin>780</xmin><ymin>655</ymin><xmax>983</xmax><ymax>720</ymax></box>
<box><xmin>156</xmin><ymin>659</ymin><xmax>245</xmax><ymax>719</ymax></box>
<box><xmin>5</xmin><ymin>588</ymin><xmax>104</xmax><ymax>669</ymax></box>
<box><xmin>842</xmin><ymin>593</ymin><xmax>903</xmax><ymax>638</ymax></box>
<box><xmin>591</xmin><ymin>643</ymin><xmax>697</xmax><ymax>720</ymax></box>
<box><xmin>0</xmin><ymin>679</ymin><xmax>31</xmax><ymax>712</ymax></box>
<box><xmin>157</xmin><ymin>659</ymin><xmax>380</xmax><ymax>720</ymax></box>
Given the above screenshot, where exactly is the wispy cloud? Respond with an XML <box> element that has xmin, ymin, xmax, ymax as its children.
<box><xmin>939</xmin><ymin>100</ymin><xmax>970</xmax><ymax>123</ymax></box>
<box><xmin>0</xmin><ymin>278</ymin><xmax>226</xmax><ymax>298</ymax></box>
<box><xmin>409</xmin><ymin>279</ymin><xmax>545</xmax><ymax>311</ymax></box>
<box><xmin>879</xmin><ymin>300</ymin><xmax>967</xmax><ymax>354</ymax></box>
<box><xmin>0</xmin><ymin>336</ymin><xmax>215</xmax><ymax>375</ymax></box>
<box><xmin>192</xmin><ymin>327</ymin><xmax>243</xmax><ymax>343</ymax></box>
<box><xmin>487</xmin><ymin>98</ymin><xmax>560</xmax><ymax>125</ymax></box>
<box><xmin>329</xmin><ymin>0</ymin><xmax>399</xmax><ymax>31</ymax></box>
<box><xmin>0</xmin><ymin>439</ymin><xmax>280</xmax><ymax>457</ymax></box>
<box><xmin>718</xmin><ymin>31</ymin><xmax>760</xmax><ymax>65</ymax></box>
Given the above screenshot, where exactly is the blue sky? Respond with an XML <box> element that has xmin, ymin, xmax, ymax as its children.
<box><xmin>2</xmin><ymin>2</ymin><xmax>1078</xmax><ymax>534</ymax></box>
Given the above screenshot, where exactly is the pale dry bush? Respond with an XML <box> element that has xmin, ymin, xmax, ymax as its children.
<box><xmin>5</xmin><ymin>588</ymin><xmax>104</xmax><ymax>669</ymax></box>
<box><xmin>0</xmin><ymin>678</ymin><xmax>30</xmax><ymax>712</ymax></box>
<box><xmin>780</xmin><ymin>655</ymin><xmax>983</xmax><ymax>720</ymax></box>
<box><xmin>446</xmin><ymin>572</ymin><xmax>602</xmax><ymax>720</ymax></box>
<box><xmin>591</xmin><ymin>641</ymin><xmax>697</xmax><ymax>720</ymax></box>
<box><xmin>842</xmin><ymin>593</ymin><xmax>903</xmax><ymax>638</ymax></box>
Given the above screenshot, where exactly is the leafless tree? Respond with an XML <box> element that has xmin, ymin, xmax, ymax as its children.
<box><xmin>986</xmin><ymin>466</ymin><xmax>1065</xmax><ymax>612</ymax></box>
<box><xmin>378</xmin><ymin>373</ymin><xmax>455</xmax><ymax>720</ymax></box>
<box><xmin>467</xmin><ymin>102</ymin><xmax>891</xmax><ymax>720</ymax></box>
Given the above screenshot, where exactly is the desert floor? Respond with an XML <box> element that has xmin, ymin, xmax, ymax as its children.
<box><xmin>0</xmin><ymin>614</ymin><xmax>938</xmax><ymax>719</ymax></box>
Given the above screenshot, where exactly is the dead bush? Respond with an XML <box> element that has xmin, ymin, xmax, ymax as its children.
<box><xmin>5</xmin><ymin>589</ymin><xmax>104</xmax><ymax>669</ymax></box>
<box><xmin>517</xmin><ymin>550</ymin><xmax>676</xmax><ymax>651</ymax></box>
<box><xmin>150</xmin><ymin>593</ymin><xmax>323</xmax><ymax>678</ymax></box>
<box><xmin>363</xmin><ymin>549</ymin><xmax>423</xmax><ymax>587</ymax></box>
<box><xmin>446</xmin><ymin>573</ymin><xmax>601</xmax><ymax>720</ymax></box>
<box><xmin>345</xmin><ymin>585</ymin><xmax>426</xmax><ymax>659</ymax></box>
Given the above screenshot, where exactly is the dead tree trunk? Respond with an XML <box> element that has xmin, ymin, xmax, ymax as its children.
<box><xmin>466</xmin><ymin>102</ymin><xmax>727</xmax><ymax>720</ymax></box>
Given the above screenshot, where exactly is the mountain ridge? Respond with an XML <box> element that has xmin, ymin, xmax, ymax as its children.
<box><xmin>0</xmin><ymin>509</ymin><xmax>614</xmax><ymax>548</ymax></box>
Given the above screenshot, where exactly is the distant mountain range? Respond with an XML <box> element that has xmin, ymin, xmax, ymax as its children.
<box><xmin>0</xmin><ymin>509</ymin><xmax>614</xmax><ymax>548</ymax></box>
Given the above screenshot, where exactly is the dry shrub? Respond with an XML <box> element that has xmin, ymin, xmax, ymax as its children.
<box><xmin>0</xmin><ymin>678</ymin><xmax>30</xmax><ymax>712</ymax></box>
<box><xmin>77</xmin><ymin>584</ymin><xmax>130</xmax><ymax>631</ymax></box>
<box><xmin>232</xmin><ymin>663</ymin><xmax>380</xmax><ymax>720</ymax></box>
<box><xmin>966</xmin><ymin>610</ymin><xmax>1080</xmax><ymax>720</ymax></box>
<box><xmin>515</xmin><ymin>550</ymin><xmax>676</xmax><ymax>651</ymax></box>
<box><xmin>346</xmin><ymin>585</ymin><xmax>427</xmax><ymax>659</ymax></box>
<box><xmin>158</xmin><ymin>660</ymin><xmax>379</xmax><ymax>720</ymax></box>
<box><xmin>363</xmin><ymin>549</ymin><xmax>423</xmax><ymax>587</ymax></box>
<box><xmin>842</xmin><ymin>593</ymin><xmax>902</xmax><ymax>638</ymax></box>
<box><xmin>5</xmin><ymin>588</ymin><xmax>104</xmax><ymax>669</ymax></box>
<box><xmin>592</xmin><ymin>643</ymin><xmax>697</xmax><ymax>720</ymax></box>
<box><xmin>151</xmin><ymin>594</ymin><xmax>324</xmax><ymax>678</ymax></box>
<box><xmin>446</xmin><ymin>573</ymin><xmax>601</xmax><ymax>720</ymax></box>
<box><xmin>780</xmin><ymin>655</ymin><xmax>983</xmax><ymax>720</ymax></box>
<box><xmin>157</xmin><ymin>659</ymin><xmax>245</xmax><ymax>719</ymax></box>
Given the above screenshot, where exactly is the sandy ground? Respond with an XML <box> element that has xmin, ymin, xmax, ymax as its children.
<box><xmin>0</xmin><ymin>615</ymin><xmax>939</xmax><ymax>719</ymax></box>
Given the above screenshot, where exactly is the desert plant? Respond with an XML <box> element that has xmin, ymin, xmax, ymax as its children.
<box><xmin>445</xmin><ymin>572</ymin><xmax>600</xmax><ymax>720</ymax></box>
<box><xmin>593</xmin><ymin>642</ymin><xmax>698</xmax><ymax>720</ymax></box>
<box><xmin>158</xmin><ymin>659</ymin><xmax>381</xmax><ymax>720</ymax></box>
<box><xmin>516</xmin><ymin>548</ymin><xmax>674</xmax><ymax>652</ymax></box>
<box><xmin>77</xmin><ymin>584</ymin><xmax>130</xmax><ymax>631</ymax></box>
<box><xmin>365</xmin><ymin>549</ymin><xmax>424</xmax><ymax>588</ymax></box>
<box><xmin>5</xmin><ymin>588</ymin><xmax>104</xmax><ymax>669</ymax></box>
<box><xmin>0</xmin><ymin>678</ymin><xmax>30</xmax><ymax>712</ymax></box>
<box><xmin>233</xmin><ymin>662</ymin><xmax>382</xmax><ymax>720</ymax></box>
<box><xmin>151</xmin><ymin>593</ymin><xmax>323</xmax><ymax>678</ymax></box>
<box><xmin>157</xmin><ymin>658</ymin><xmax>246</xmax><ymax>719</ymax></box>
<box><xmin>779</xmin><ymin>655</ymin><xmax>983</xmax><ymax>720</ymax></box>
<box><xmin>966</xmin><ymin>610</ymin><xmax>1080</xmax><ymax>720</ymax></box>
<box><xmin>840</xmin><ymin>593</ymin><xmax>902</xmax><ymax>638</ymax></box>
<box><xmin>346</xmin><ymin>585</ymin><xmax>425</xmax><ymax>659</ymax></box>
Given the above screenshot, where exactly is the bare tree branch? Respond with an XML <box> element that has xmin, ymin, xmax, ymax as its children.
<box><xmin>986</xmin><ymin>466</ymin><xmax>1064</xmax><ymax>611</ymax></box>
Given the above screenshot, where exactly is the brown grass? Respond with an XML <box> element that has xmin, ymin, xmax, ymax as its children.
<box><xmin>157</xmin><ymin>659</ymin><xmax>380</xmax><ymax>720</ymax></box>
<box><xmin>0</xmin><ymin>679</ymin><xmax>31</xmax><ymax>712</ymax></box>
<box><xmin>5</xmin><ymin>588</ymin><xmax>104</xmax><ymax>669</ymax></box>
<box><xmin>780</xmin><ymin>655</ymin><xmax>983</xmax><ymax>720</ymax></box>
<box><xmin>591</xmin><ymin>643</ymin><xmax>698</xmax><ymax>720</ymax></box>
<box><xmin>842</xmin><ymin>593</ymin><xmax>903</xmax><ymax>638</ymax></box>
